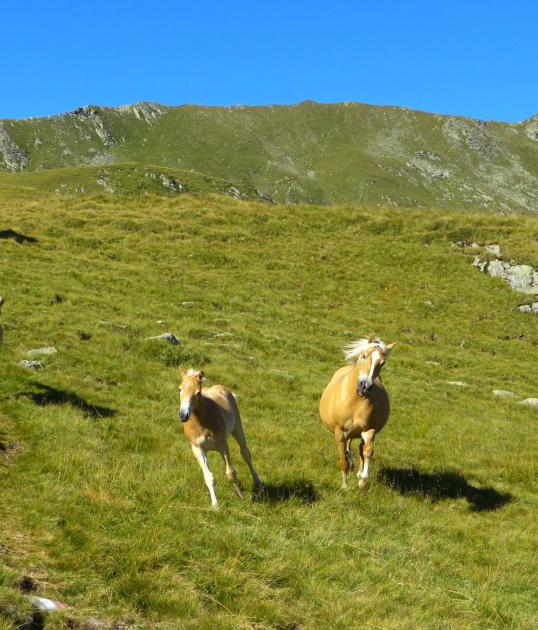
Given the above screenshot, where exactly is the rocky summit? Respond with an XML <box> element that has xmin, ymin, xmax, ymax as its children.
<box><xmin>1</xmin><ymin>101</ymin><xmax>537</xmax><ymax>210</ymax></box>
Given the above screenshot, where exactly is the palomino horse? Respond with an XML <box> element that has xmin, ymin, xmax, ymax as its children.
<box><xmin>319</xmin><ymin>335</ymin><xmax>396</xmax><ymax>489</ymax></box>
<box><xmin>178</xmin><ymin>368</ymin><xmax>263</xmax><ymax>509</ymax></box>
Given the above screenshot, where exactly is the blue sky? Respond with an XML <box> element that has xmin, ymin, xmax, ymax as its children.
<box><xmin>1</xmin><ymin>0</ymin><xmax>537</xmax><ymax>122</ymax></box>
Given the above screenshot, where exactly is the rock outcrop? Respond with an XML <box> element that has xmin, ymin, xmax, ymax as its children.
<box><xmin>472</xmin><ymin>246</ymin><xmax>538</xmax><ymax>295</ymax></box>
<box><xmin>0</xmin><ymin>123</ymin><xmax>29</xmax><ymax>171</ymax></box>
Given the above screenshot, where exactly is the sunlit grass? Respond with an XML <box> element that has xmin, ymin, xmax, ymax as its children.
<box><xmin>0</xmin><ymin>192</ymin><xmax>537</xmax><ymax>628</ymax></box>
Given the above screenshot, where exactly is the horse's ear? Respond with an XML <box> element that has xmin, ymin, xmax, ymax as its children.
<box><xmin>385</xmin><ymin>342</ymin><xmax>397</xmax><ymax>353</ymax></box>
<box><xmin>367</xmin><ymin>333</ymin><xmax>376</xmax><ymax>343</ymax></box>
<box><xmin>198</xmin><ymin>370</ymin><xmax>205</xmax><ymax>381</ymax></box>
<box><xmin>180</xmin><ymin>367</ymin><xmax>187</xmax><ymax>377</ymax></box>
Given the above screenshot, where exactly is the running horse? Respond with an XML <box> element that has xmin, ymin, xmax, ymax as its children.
<box><xmin>178</xmin><ymin>368</ymin><xmax>263</xmax><ymax>509</ymax></box>
<box><xmin>319</xmin><ymin>335</ymin><xmax>396</xmax><ymax>489</ymax></box>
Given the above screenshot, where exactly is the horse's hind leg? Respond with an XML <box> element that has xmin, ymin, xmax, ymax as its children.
<box><xmin>358</xmin><ymin>429</ymin><xmax>375</xmax><ymax>489</ymax></box>
<box><xmin>191</xmin><ymin>444</ymin><xmax>219</xmax><ymax>509</ymax></box>
<box><xmin>345</xmin><ymin>438</ymin><xmax>354</xmax><ymax>471</ymax></box>
<box><xmin>232</xmin><ymin>423</ymin><xmax>263</xmax><ymax>489</ymax></box>
<box><xmin>219</xmin><ymin>442</ymin><xmax>245</xmax><ymax>500</ymax></box>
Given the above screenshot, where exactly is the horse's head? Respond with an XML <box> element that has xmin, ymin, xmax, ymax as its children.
<box><xmin>178</xmin><ymin>367</ymin><xmax>205</xmax><ymax>422</ymax></box>
<box><xmin>345</xmin><ymin>334</ymin><xmax>396</xmax><ymax>396</ymax></box>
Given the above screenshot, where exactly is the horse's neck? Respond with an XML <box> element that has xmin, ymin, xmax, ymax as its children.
<box><xmin>343</xmin><ymin>364</ymin><xmax>359</xmax><ymax>396</ymax></box>
<box><xmin>190</xmin><ymin>396</ymin><xmax>212</xmax><ymax>427</ymax></box>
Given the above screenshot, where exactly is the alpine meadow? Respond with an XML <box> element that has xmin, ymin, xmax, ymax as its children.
<box><xmin>0</xmin><ymin>102</ymin><xmax>537</xmax><ymax>629</ymax></box>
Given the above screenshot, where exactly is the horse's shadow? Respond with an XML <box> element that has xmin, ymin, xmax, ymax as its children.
<box><xmin>18</xmin><ymin>382</ymin><xmax>116</xmax><ymax>419</ymax></box>
<box><xmin>379</xmin><ymin>467</ymin><xmax>513</xmax><ymax>512</ymax></box>
<box><xmin>0</xmin><ymin>229</ymin><xmax>38</xmax><ymax>244</ymax></box>
<box><xmin>255</xmin><ymin>479</ymin><xmax>318</xmax><ymax>505</ymax></box>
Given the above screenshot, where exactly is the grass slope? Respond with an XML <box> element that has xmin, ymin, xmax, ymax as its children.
<box><xmin>0</xmin><ymin>192</ymin><xmax>537</xmax><ymax>628</ymax></box>
<box><xmin>0</xmin><ymin>163</ymin><xmax>263</xmax><ymax>201</ymax></box>
<box><xmin>2</xmin><ymin>102</ymin><xmax>538</xmax><ymax>210</ymax></box>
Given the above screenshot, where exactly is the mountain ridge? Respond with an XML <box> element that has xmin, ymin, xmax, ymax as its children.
<box><xmin>2</xmin><ymin>100</ymin><xmax>538</xmax><ymax>211</ymax></box>
<box><xmin>5</xmin><ymin>100</ymin><xmax>537</xmax><ymax>125</ymax></box>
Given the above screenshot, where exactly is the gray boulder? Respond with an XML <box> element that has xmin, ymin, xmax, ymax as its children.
<box><xmin>485</xmin><ymin>244</ymin><xmax>501</xmax><ymax>256</ymax></box>
<box><xmin>19</xmin><ymin>360</ymin><xmax>43</xmax><ymax>370</ymax></box>
<box><xmin>145</xmin><ymin>333</ymin><xmax>181</xmax><ymax>345</ymax></box>
<box><xmin>519</xmin><ymin>398</ymin><xmax>538</xmax><ymax>408</ymax></box>
<box><xmin>492</xmin><ymin>389</ymin><xmax>516</xmax><ymax>398</ymax></box>
<box><xmin>27</xmin><ymin>347</ymin><xmax>58</xmax><ymax>356</ymax></box>
<box><xmin>473</xmin><ymin>257</ymin><xmax>538</xmax><ymax>294</ymax></box>
<box><xmin>519</xmin><ymin>302</ymin><xmax>538</xmax><ymax>313</ymax></box>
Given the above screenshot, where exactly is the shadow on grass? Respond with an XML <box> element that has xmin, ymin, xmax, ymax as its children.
<box><xmin>379</xmin><ymin>467</ymin><xmax>512</xmax><ymax>512</ymax></box>
<box><xmin>18</xmin><ymin>383</ymin><xmax>116</xmax><ymax>419</ymax></box>
<box><xmin>255</xmin><ymin>479</ymin><xmax>318</xmax><ymax>505</ymax></box>
<box><xmin>0</xmin><ymin>229</ymin><xmax>38</xmax><ymax>244</ymax></box>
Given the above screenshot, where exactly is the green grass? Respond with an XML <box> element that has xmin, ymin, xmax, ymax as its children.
<box><xmin>2</xmin><ymin>101</ymin><xmax>538</xmax><ymax>210</ymax></box>
<box><xmin>0</xmin><ymin>163</ymin><xmax>263</xmax><ymax>201</ymax></box>
<box><xmin>0</xmin><ymin>192</ymin><xmax>537</xmax><ymax>628</ymax></box>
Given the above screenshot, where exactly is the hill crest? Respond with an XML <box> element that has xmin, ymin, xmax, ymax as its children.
<box><xmin>2</xmin><ymin>100</ymin><xmax>538</xmax><ymax>211</ymax></box>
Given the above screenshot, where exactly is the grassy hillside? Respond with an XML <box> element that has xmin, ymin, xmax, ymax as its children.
<box><xmin>0</xmin><ymin>163</ymin><xmax>264</xmax><ymax>201</ymax></box>
<box><xmin>0</xmin><ymin>191</ymin><xmax>537</xmax><ymax>628</ymax></box>
<box><xmin>2</xmin><ymin>101</ymin><xmax>538</xmax><ymax>210</ymax></box>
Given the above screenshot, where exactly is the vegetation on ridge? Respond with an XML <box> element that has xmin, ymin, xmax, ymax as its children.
<box><xmin>1</xmin><ymin>100</ymin><xmax>538</xmax><ymax>211</ymax></box>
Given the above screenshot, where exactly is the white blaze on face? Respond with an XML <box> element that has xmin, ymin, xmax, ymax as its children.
<box><xmin>180</xmin><ymin>395</ymin><xmax>191</xmax><ymax>415</ymax></box>
<box><xmin>179</xmin><ymin>390</ymin><xmax>193</xmax><ymax>418</ymax></box>
<box><xmin>369</xmin><ymin>349</ymin><xmax>382</xmax><ymax>382</ymax></box>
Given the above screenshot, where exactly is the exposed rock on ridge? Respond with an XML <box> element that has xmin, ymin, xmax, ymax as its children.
<box><xmin>0</xmin><ymin>122</ymin><xmax>29</xmax><ymax>171</ymax></box>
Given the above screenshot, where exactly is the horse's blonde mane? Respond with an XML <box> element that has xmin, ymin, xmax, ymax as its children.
<box><xmin>343</xmin><ymin>338</ymin><xmax>388</xmax><ymax>363</ymax></box>
<box><xmin>184</xmin><ymin>368</ymin><xmax>207</xmax><ymax>382</ymax></box>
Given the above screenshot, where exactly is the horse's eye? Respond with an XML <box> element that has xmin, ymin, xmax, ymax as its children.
<box><xmin>178</xmin><ymin>387</ymin><xmax>182</xmax><ymax>393</ymax></box>
<box><xmin>361</xmin><ymin>354</ymin><xmax>367</xmax><ymax>360</ymax></box>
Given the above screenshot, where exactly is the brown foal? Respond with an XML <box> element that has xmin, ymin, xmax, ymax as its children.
<box><xmin>178</xmin><ymin>368</ymin><xmax>263</xmax><ymax>509</ymax></box>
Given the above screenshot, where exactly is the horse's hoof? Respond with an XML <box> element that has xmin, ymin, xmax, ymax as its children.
<box><xmin>358</xmin><ymin>477</ymin><xmax>369</xmax><ymax>489</ymax></box>
<box><xmin>211</xmin><ymin>503</ymin><xmax>220</xmax><ymax>511</ymax></box>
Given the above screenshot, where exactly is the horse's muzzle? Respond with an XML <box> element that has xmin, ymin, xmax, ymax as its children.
<box><xmin>357</xmin><ymin>378</ymin><xmax>372</xmax><ymax>396</ymax></box>
<box><xmin>178</xmin><ymin>409</ymin><xmax>190</xmax><ymax>422</ymax></box>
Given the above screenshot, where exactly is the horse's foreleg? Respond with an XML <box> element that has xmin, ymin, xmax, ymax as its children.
<box><xmin>191</xmin><ymin>444</ymin><xmax>219</xmax><ymax>509</ymax></box>
<box><xmin>219</xmin><ymin>442</ymin><xmax>245</xmax><ymax>500</ymax></box>
<box><xmin>232</xmin><ymin>424</ymin><xmax>263</xmax><ymax>489</ymax></box>
<box><xmin>335</xmin><ymin>430</ymin><xmax>350</xmax><ymax>489</ymax></box>
<box><xmin>358</xmin><ymin>439</ymin><xmax>364</xmax><ymax>475</ymax></box>
<box><xmin>358</xmin><ymin>429</ymin><xmax>376</xmax><ymax>489</ymax></box>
